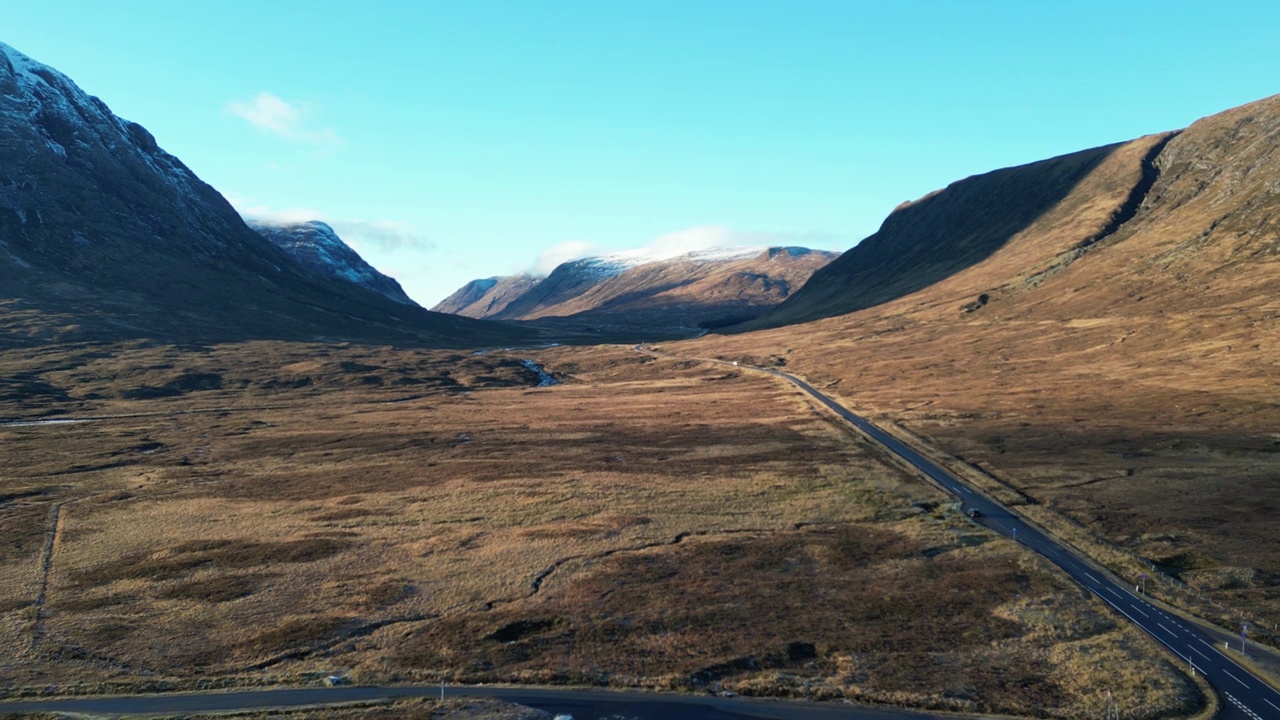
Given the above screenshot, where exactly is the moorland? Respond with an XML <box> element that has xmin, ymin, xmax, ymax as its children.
<box><xmin>0</xmin><ymin>340</ymin><xmax>1204</xmax><ymax>719</ymax></box>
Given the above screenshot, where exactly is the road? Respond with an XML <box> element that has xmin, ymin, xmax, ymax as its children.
<box><xmin>0</xmin><ymin>684</ymin><xmax>967</xmax><ymax>719</ymax></box>
<box><xmin>744</xmin><ymin>363</ymin><xmax>1280</xmax><ymax>720</ymax></box>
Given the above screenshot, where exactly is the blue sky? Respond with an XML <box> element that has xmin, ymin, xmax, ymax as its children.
<box><xmin>6</xmin><ymin>1</ymin><xmax>1279</xmax><ymax>306</ymax></box>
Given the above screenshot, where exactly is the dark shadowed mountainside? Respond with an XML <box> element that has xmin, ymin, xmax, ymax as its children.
<box><xmin>742</xmin><ymin>137</ymin><xmax>1169</xmax><ymax>330</ymax></box>
<box><xmin>249</xmin><ymin>220</ymin><xmax>418</xmax><ymax>306</ymax></box>
<box><xmin>0</xmin><ymin>42</ymin><xmax>529</xmax><ymax>348</ymax></box>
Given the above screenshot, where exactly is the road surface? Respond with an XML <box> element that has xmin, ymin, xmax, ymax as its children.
<box><xmin>741</xmin><ymin>362</ymin><xmax>1280</xmax><ymax>720</ymax></box>
<box><xmin>0</xmin><ymin>685</ymin><xmax>967</xmax><ymax>719</ymax></box>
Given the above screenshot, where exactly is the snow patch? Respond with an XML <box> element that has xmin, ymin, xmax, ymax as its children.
<box><xmin>0</xmin><ymin>42</ymin><xmax>68</xmax><ymax>88</ymax></box>
<box><xmin>561</xmin><ymin>245</ymin><xmax>767</xmax><ymax>278</ymax></box>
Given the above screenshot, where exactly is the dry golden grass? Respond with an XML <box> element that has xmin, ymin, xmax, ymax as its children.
<box><xmin>0</xmin><ymin>340</ymin><xmax>1205</xmax><ymax>718</ymax></box>
<box><xmin>688</xmin><ymin>290</ymin><xmax>1280</xmax><ymax>654</ymax></box>
<box><xmin>684</xmin><ymin>100</ymin><xmax>1280</xmax><ymax>665</ymax></box>
<box><xmin>177</xmin><ymin>697</ymin><xmax>552</xmax><ymax>720</ymax></box>
<box><xmin>0</xmin><ymin>697</ymin><xmax>553</xmax><ymax>720</ymax></box>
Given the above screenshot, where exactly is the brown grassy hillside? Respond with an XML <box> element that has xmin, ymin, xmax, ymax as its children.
<box><xmin>524</xmin><ymin>248</ymin><xmax>837</xmax><ymax>330</ymax></box>
<box><xmin>433</xmin><ymin>275</ymin><xmax>541</xmax><ymax>318</ymax></box>
<box><xmin>456</xmin><ymin>248</ymin><xmax>838</xmax><ymax>337</ymax></box>
<box><xmin>688</xmin><ymin>95</ymin><xmax>1280</xmax><ymax>643</ymax></box>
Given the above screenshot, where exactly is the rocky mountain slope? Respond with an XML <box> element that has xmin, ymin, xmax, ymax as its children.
<box><xmin>249</xmin><ymin>220</ymin><xmax>417</xmax><ymax>306</ymax></box>
<box><xmin>0</xmin><ymin>41</ymin><xmax>525</xmax><ymax>347</ymax></box>
<box><xmin>433</xmin><ymin>273</ymin><xmax>541</xmax><ymax>318</ymax></box>
<box><xmin>436</xmin><ymin>246</ymin><xmax>838</xmax><ymax>335</ymax></box>
<box><xmin>691</xmin><ymin>94</ymin><xmax>1280</xmax><ymax>638</ymax></box>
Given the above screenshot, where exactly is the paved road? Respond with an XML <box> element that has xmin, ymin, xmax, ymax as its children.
<box><xmin>0</xmin><ymin>685</ymin><xmax>965</xmax><ymax>719</ymax></box>
<box><xmin>749</xmin><ymin>364</ymin><xmax>1280</xmax><ymax>720</ymax></box>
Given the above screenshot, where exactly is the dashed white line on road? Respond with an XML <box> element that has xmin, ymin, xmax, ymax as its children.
<box><xmin>1226</xmin><ymin>693</ymin><xmax>1263</xmax><ymax>720</ymax></box>
<box><xmin>1106</xmin><ymin>587</ymin><xmax>1123</xmax><ymax>598</ymax></box>
<box><xmin>1084</xmin><ymin>573</ymin><xmax>1100</xmax><ymax>583</ymax></box>
<box><xmin>1222</xmin><ymin>668</ymin><xmax>1248</xmax><ymax>687</ymax></box>
<box><xmin>1130</xmin><ymin>605</ymin><xmax>1148</xmax><ymax>617</ymax></box>
<box><xmin>1157</xmin><ymin>622</ymin><xmax>1175</xmax><ymax>635</ymax></box>
<box><xmin>1266</xmin><ymin>698</ymin><xmax>1279</xmax><ymax>712</ymax></box>
<box><xmin>1192</xmin><ymin>647</ymin><xmax>1210</xmax><ymax>659</ymax></box>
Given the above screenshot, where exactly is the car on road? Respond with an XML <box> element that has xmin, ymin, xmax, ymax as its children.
<box><xmin>965</xmin><ymin>507</ymin><xmax>981</xmax><ymax>518</ymax></box>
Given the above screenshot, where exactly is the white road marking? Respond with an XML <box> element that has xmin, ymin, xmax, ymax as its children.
<box><xmin>1157</xmin><ymin>622</ymin><xmax>1175</xmax><ymax>635</ymax></box>
<box><xmin>1265</xmin><ymin>698</ymin><xmax>1279</xmax><ymax>712</ymax></box>
<box><xmin>1106</xmin><ymin>586</ymin><xmax>1123</xmax><ymax>598</ymax></box>
<box><xmin>1084</xmin><ymin>573</ymin><xmax>1100</xmax><ymax>583</ymax></box>
<box><xmin>1222</xmin><ymin>668</ymin><xmax>1248</xmax><ymax>687</ymax></box>
<box><xmin>1130</xmin><ymin>605</ymin><xmax>1148</xmax><ymax>617</ymax></box>
<box><xmin>1192</xmin><ymin>646</ymin><xmax>1210</xmax><ymax>659</ymax></box>
<box><xmin>1226</xmin><ymin>693</ymin><xmax>1263</xmax><ymax>720</ymax></box>
<box><xmin>958</xmin><ymin>486</ymin><xmax>973</xmax><ymax>494</ymax></box>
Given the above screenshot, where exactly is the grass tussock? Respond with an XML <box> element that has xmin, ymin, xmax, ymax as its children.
<box><xmin>174</xmin><ymin>697</ymin><xmax>552</xmax><ymax>720</ymax></box>
<box><xmin>70</xmin><ymin>538</ymin><xmax>350</xmax><ymax>588</ymax></box>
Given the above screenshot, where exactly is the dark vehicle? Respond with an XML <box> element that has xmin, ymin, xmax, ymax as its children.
<box><xmin>965</xmin><ymin>507</ymin><xmax>981</xmax><ymax>518</ymax></box>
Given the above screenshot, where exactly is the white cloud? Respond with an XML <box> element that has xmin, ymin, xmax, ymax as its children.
<box><xmin>532</xmin><ymin>240</ymin><xmax>599</xmax><ymax>275</ymax></box>
<box><xmin>227</xmin><ymin>195</ymin><xmax>324</xmax><ymax>226</ymax></box>
<box><xmin>526</xmin><ymin>225</ymin><xmax>853</xmax><ymax>276</ymax></box>
<box><xmin>330</xmin><ymin>219</ymin><xmax>433</xmax><ymax>252</ymax></box>
<box><xmin>641</xmin><ymin>225</ymin><xmax>767</xmax><ymax>260</ymax></box>
<box><xmin>224</xmin><ymin>92</ymin><xmax>342</xmax><ymax>147</ymax></box>
<box><xmin>227</xmin><ymin>196</ymin><xmax>432</xmax><ymax>253</ymax></box>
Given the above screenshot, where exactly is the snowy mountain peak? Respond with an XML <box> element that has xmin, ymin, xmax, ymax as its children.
<box><xmin>0</xmin><ymin>41</ymin><xmax>70</xmax><ymax>88</ymax></box>
<box><xmin>587</xmin><ymin>244</ymin><xmax>767</xmax><ymax>271</ymax></box>
<box><xmin>248</xmin><ymin>220</ymin><xmax>418</xmax><ymax>306</ymax></box>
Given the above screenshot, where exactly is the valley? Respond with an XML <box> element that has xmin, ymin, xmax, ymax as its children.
<box><xmin>0</xmin><ymin>341</ymin><xmax>1204</xmax><ymax>718</ymax></box>
<box><xmin>1</xmin><ymin>28</ymin><xmax>1279</xmax><ymax>720</ymax></box>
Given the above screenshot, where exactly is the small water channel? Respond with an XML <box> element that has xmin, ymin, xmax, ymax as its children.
<box><xmin>519</xmin><ymin>359</ymin><xmax>560</xmax><ymax>387</ymax></box>
<box><xmin>0</xmin><ymin>418</ymin><xmax>100</xmax><ymax>428</ymax></box>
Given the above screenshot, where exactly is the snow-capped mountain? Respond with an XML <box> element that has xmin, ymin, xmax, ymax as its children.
<box><xmin>434</xmin><ymin>245</ymin><xmax>839</xmax><ymax>336</ymax></box>
<box><xmin>249</xmin><ymin>221</ymin><xmax>417</xmax><ymax>306</ymax></box>
<box><xmin>0</xmin><ymin>41</ymin><xmax>521</xmax><ymax>345</ymax></box>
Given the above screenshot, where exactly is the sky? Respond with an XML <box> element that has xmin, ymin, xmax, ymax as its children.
<box><xmin>5</xmin><ymin>1</ymin><xmax>1280</xmax><ymax>307</ymax></box>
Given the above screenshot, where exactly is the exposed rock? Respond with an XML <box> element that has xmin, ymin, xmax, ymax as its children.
<box><xmin>250</xmin><ymin>220</ymin><xmax>417</xmax><ymax>306</ymax></box>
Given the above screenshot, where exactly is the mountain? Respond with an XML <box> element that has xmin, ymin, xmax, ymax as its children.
<box><xmin>742</xmin><ymin>139</ymin><xmax>1146</xmax><ymax>329</ymax></box>
<box><xmin>433</xmin><ymin>273</ymin><xmax>541</xmax><ymax>318</ymax></box>
<box><xmin>478</xmin><ymin>254</ymin><xmax>645</xmax><ymax>322</ymax></box>
<box><xmin>0</xmin><ymin>41</ymin><xmax>526</xmax><ymax>347</ymax></box>
<box><xmin>435</xmin><ymin>246</ymin><xmax>838</xmax><ymax>335</ymax></box>
<box><xmin>691</xmin><ymin>95</ymin><xmax>1280</xmax><ymax>627</ymax></box>
<box><xmin>745</xmin><ymin>95</ymin><xmax>1280</xmax><ymax>332</ymax></box>
<box><xmin>249</xmin><ymin>220</ymin><xmax>417</xmax><ymax>306</ymax></box>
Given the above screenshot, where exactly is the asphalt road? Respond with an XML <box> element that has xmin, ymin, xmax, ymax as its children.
<box><xmin>0</xmin><ymin>685</ymin><xmax>965</xmax><ymax>719</ymax></box>
<box><xmin>759</xmin><ymin>366</ymin><xmax>1280</xmax><ymax>720</ymax></box>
